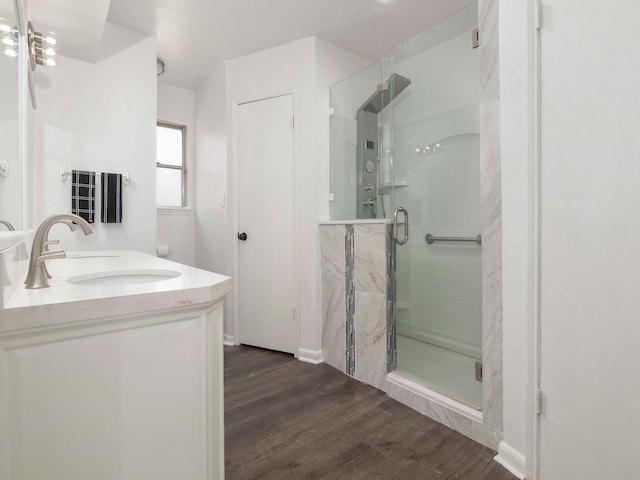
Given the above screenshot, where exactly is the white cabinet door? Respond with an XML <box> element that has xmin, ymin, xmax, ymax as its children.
<box><xmin>539</xmin><ymin>1</ymin><xmax>640</xmax><ymax>478</ymax></box>
<box><xmin>0</xmin><ymin>306</ymin><xmax>224</xmax><ymax>480</ymax></box>
<box><xmin>237</xmin><ymin>94</ymin><xmax>295</xmax><ymax>354</ymax></box>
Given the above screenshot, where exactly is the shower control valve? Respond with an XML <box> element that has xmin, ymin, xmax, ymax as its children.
<box><xmin>362</xmin><ymin>199</ymin><xmax>376</xmax><ymax>208</ymax></box>
<box><xmin>363</xmin><ymin>184</ymin><xmax>374</xmax><ymax>192</ymax></box>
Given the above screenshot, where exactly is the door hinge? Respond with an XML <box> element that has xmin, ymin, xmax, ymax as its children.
<box><xmin>535</xmin><ymin>3</ymin><xmax>543</xmax><ymax>30</ymax></box>
<box><xmin>535</xmin><ymin>389</ymin><xmax>543</xmax><ymax>415</ymax></box>
<box><xmin>475</xmin><ymin>361</ymin><xmax>483</xmax><ymax>382</ymax></box>
<box><xmin>292</xmin><ymin>305</ymin><xmax>296</xmax><ymax>322</ymax></box>
<box><xmin>292</xmin><ymin>116</ymin><xmax>295</xmax><ymax>128</ymax></box>
<box><xmin>472</xmin><ymin>27</ymin><xmax>480</xmax><ymax>49</ymax></box>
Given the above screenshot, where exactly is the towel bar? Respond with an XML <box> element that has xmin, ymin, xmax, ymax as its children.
<box><xmin>425</xmin><ymin>233</ymin><xmax>482</xmax><ymax>246</ymax></box>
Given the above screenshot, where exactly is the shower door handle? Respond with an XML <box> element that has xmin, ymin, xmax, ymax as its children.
<box><xmin>393</xmin><ymin>207</ymin><xmax>409</xmax><ymax>245</ymax></box>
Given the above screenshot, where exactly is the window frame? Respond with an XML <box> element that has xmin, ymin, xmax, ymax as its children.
<box><xmin>156</xmin><ymin>120</ymin><xmax>187</xmax><ymax>208</ymax></box>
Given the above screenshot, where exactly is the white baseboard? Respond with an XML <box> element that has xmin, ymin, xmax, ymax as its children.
<box><xmin>494</xmin><ymin>441</ymin><xmax>527</xmax><ymax>479</ymax></box>
<box><xmin>297</xmin><ymin>348</ymin><xmax>323</xmax><ymax>365</ymax></box>
<box><xmin>223</xmin><ymin>333</ymin><xmax>235</xmax><ymax>346</ymax></box>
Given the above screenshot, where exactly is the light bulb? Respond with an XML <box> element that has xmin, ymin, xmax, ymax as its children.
<box><xmin>0</xmin><ymin>24</ymin><xmax>11</xmax><ymax>34</ymax></box>
<box><xmin>1</xmin><ymin>37</ymin><xmax>15</xmax><ymax>47</ymax></box>
<box><xmin>44</xmin><ymin>47</ymin><xmax>56</xmax><ymax>56</ymax></box>
<box><xmin>4</xmin><ymin>47</ymin><xmax>16</xmax><ymax>58</ymax></box>
<box><xmin>44</xmin><ymin>33</ymin><xmax>56</xmax><ymax>46</ymax></box>
<box><xmin>45</xmin><ymin>57</ymin><xmax>56</xmax><ymax>67</ymax></box>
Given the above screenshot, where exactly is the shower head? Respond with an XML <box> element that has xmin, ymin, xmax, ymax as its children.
<box><xmin>359</xmin><ymin>73</ymin><xmax>411</xmax><ymax>114</ymax></box>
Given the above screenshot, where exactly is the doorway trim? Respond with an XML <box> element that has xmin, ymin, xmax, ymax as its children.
<box><xmin>231</xmin><ymin>89</ymin><xmax>300</xmax><ymax>356</ymax></box>
<box><xmin>529</xmin><ymin>0</ymin><xmax>542</xmax><ymax>477</ymax></box>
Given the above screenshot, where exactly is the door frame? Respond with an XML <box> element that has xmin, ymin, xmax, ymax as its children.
<box><xmin>530</xmin><ymin>1</ymin><xmax>542</xmax><ymax>477</ymax></box>
<box><xmin>497</xmin><ymin>2</ymin><xmax>542</xmax><ymax>478</ymax></box>
<box><xmin>231</xmin><ymin>89</ymin><xmax>300</xmax><ymax>356</ymax></box>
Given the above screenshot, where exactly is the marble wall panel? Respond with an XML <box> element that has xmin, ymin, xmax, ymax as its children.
<box><xmin>354</xmin><ymin>291</ymin><xmax>387</xmax><ymax>391</ymax></box>
<box><xmin>321</xmin><ymin>225</ymin><xmax>346</xmax><ymax>372</ymax></box>
<box><xmin>479</xmin><ymin>0</ymin><xmax>503</xmax><ymax>431</ymax></box>
<box><xmin>353</xmin><ymin>224</ymin><xmax>387</xmax><ymax>295</ymax></box>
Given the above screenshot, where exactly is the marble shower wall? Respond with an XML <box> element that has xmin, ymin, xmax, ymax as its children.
<box><xmin>320</xmin><ymin>222</ymin><xmax>389</xmax><ymax>391</ymax></box>
<box><xmin>478</xmin><ymin>0</ymin><xmax>503</xmax><ymax>431</ymax></box>
<box><xmin>320</xmin><ymin>224</ymin><xmax>346</xmax><ymax>373</ymax></box>
<box><xmin>353</xmin><ymin>224</ymin><xmax>387</xmax><ymax>390</ymax></box>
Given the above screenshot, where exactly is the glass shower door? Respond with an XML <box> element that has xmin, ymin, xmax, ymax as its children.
<box><xmin>388</xmin><ymin>3</ymin><xmax>483</xmax><ymax>408</ymax></box>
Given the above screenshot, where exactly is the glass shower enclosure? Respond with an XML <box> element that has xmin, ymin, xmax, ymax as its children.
<box><xmin>330</xmin><ymin>3</ymin><xmax>482</xmax><ymax>408</ymax></box>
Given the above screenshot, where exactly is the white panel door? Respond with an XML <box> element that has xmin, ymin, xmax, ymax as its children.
<box><xmin>539</xmin><ymin>1</ymin><xmax>640</xmax><ymax>478</ymax></box>
<box><xmin>237</xmin><ymin>94</ymin><xmax>295</xmax><ymax>354</ymax></box>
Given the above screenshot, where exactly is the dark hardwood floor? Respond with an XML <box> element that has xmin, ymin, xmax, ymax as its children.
<box><xmin>224</xmin><ymin>345</ymin><xmax>516</xmax><ymax>480</ymax></box>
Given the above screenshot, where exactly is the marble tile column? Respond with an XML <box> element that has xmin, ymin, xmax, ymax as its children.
<box><xmin>320</xmin><ymin>225</ymin><xmax>346</xmax><ymax>372</ymax></box>
<box><xmin>479</xmin><ymin>0</ymin><xmax>503</xmax><ymax>431</ymax></box>
<box><xmin>353</xmin><ymin>223</ymin><xmax>388</xmax><ymax>390</ymax></box>
<box><xmin>320</xmin><ymin>222</ymin><xmax>390</xmax><ymax>391</ymax></box>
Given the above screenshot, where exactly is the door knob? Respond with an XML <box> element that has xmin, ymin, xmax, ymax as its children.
<box><xmin>237</xmin><ymin>232</ymin><xmax>247</xmax><ymax>241</ymax></box>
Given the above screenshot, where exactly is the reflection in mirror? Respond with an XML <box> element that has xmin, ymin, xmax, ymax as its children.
<box><xmin>25</xmin><ymin>78</ymin><xmax>35</xmax><ymax>229</ymax></box>
<box><xmin>0</xmin><ymin>0</ymin><xmax>20</xmax><ymax>234</ymax></box>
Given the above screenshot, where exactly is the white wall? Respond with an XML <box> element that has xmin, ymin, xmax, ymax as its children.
<box><xmin>35</xmin><ymin>23</ymin><xmax>157</xmax><ymax>254</ymax></box>
<box><xmin>194</xmin><ymin>37</ymin><xmax>370</xmax><ymax>354</ymax></box>
<box><xmin>157</xmin><ymin>83</ymin><xmax>196</xmax><ymax>266</ymax></box>
<box><xmin>194</xmin><ymin>63</ymin><xmax>230</xmax><ymax>332</ymax></box>
<box><xmin>315</xmin><ymin>38</ymin><xmax>373</xmax><ymax>221</ymax></box>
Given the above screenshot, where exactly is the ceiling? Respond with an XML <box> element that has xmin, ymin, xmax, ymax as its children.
<box><xmin>30</xmin><ymin>0</ymin><xmax>111</xmax><ymax>61</ymax></box>
<box><xmin>34</xmin><ymin>0</ymin><xmax>476</xmax><ymax>89</ymax></box>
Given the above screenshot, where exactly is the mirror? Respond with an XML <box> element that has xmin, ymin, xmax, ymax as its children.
<box><xmin>0</xmin><ymin>0</ymin><xmax>36</xmax><ymax>250</ymax></box>
<box><xmin>0</xmin><ymin>0</ymin><xmax>20</xmax><ymax>235</ymax></box>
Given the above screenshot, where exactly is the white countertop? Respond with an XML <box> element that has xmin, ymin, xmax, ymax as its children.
<box><xmin>1</xmin><ymin>250</ymin><xmax>232</xmax><ymax>333</ymax></box>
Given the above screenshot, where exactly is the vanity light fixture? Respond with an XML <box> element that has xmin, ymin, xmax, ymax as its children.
<box><xmin>27</xmin><ymin>21</ymin><xmax>57</xmax><ymax>70</ymax></box>
<box><xmin>0</xmin><ymin>19</ymin><xmax>18</xmax><ymax>59</ymax></box>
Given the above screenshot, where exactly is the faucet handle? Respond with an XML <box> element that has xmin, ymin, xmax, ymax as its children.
<box><xmin>44</xmin><ymin>239</ymin><xmax>60</xmax><ymax>247</ymax></box>
<box><xmin>35</xmin><ymin>249</ymin><xmax>66</xmax><ymax>265</ymax></box>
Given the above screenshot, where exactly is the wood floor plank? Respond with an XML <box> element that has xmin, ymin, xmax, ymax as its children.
<box><xmin>225</xmin><ymin>345</ymin><xmax>516</xmax><ymax>480</ymax></box>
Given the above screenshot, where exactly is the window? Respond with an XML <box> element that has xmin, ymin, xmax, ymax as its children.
<box><xmin>156</xmin><ymin>121</ymin><xmax>186</xmax><ymax>207</ymax></box>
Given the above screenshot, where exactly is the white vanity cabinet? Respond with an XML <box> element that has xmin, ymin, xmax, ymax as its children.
<box><xmin>0</xmin><ymin>251</ymin><xmax>231</xmax><ymax>480</ymax></box>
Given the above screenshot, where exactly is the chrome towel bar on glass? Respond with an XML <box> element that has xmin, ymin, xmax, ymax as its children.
<box><xmin>425</xmin><ymin>233</ymin><xmax>482</xmax><ymax>246</ymax></box>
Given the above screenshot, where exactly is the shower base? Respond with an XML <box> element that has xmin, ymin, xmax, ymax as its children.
<box><xmin>386</xmin><ymin>335</ymin><xmax>500</xmax><ymax>450</ymax></box>
<box><xmin>395</xmin><ymin>334</ymin><xmax>482</xmax><ymax>408</ymax></box>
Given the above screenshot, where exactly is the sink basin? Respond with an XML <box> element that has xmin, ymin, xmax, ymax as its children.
<box><xmin>67</xmin><ymin>269</ymin><xmax>181</xmax><ymax>286</ymax></box>
<box><xmin>66</xmin><ymin>252</ymin><xmax>122</xmax><ymax>259</ymax></box>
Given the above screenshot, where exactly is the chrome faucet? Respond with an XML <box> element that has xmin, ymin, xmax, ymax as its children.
<box><xmin>25</xmin><ymin>214</ymin><xmax>93</xmax><ymax>289</ymax></box>
<box><xmin>0</xmin><ymin>219</ymin><xmax>15</xmax><ymax>231</ymax></box>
